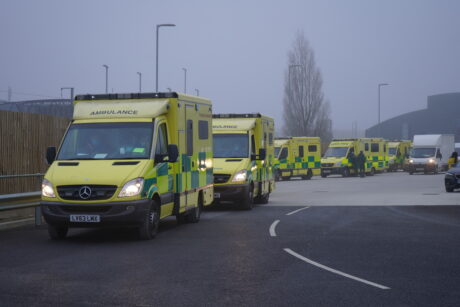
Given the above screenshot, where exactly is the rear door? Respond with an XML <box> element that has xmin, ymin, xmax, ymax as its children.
<box><xmin>185</xmin><ymin>103</ymin><xmax>198</xmax><ymax>206</ymax></box>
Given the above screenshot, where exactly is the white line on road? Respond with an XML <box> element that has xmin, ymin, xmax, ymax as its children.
<box><xmin>283</xmin><ymin>248</ymin><xmax>390</xmax><ymax>290</ymax></box>
<box><xmin>269</xmin><ymin>220</ymin><xmax>280</xmax><ymax>237</ymax></box>
<box><xmin>286</xmin><ymin>206</ymin><xmax>310</xmax><ymax>216</ymax></box>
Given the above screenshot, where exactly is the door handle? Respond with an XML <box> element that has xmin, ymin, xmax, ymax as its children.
<box><xmin>192</xmin><ymin>161</ymin><xmax>195</xmax><ymax>168</ymax></box>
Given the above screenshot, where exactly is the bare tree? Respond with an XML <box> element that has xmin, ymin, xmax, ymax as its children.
<box><xmin>282</xmin><ymin>31</ymin><xmax>332</xmax><ymax>142</ymax></box>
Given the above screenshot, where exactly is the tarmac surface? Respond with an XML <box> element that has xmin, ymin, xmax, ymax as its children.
<box><xmin>1</xmin><ymin>172</ymin><xmax>459</xmax><ymax>306</ymax></box>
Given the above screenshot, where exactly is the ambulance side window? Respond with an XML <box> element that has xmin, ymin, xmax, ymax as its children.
<box><xmin>365</xmin><ymin>143</ymin><xmax>369</xmax><ymax>151</ymax></box>
<box><xmin>371</xmin><ymin>143</ymin><xmax>379</xmax><ymax>152</ymax></box>
<box><xmin>187</xmin><ymin>120</ymin><xmax>193</xmax><ymax>156</ymax></box>
<box><xmin>299</xmin><ymin>146</ymin><xmax>304</xmax><ymax>157</ymax></box>
<box><xmin>308</xmin><ymin>145</ymin><xmax>317</xmax><ymax>152</ymax></box>
<box><xmin>155</xmin><ymin>123</ymin><xmax>168</xmax><ymax>156</ymax></box>
<box><xmin>269</xmin><ymin>133</ymin><xmax>273</xmax><ymax>146</ymax></box>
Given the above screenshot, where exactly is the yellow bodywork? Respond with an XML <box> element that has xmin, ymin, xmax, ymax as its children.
<box><xmin>42</xmin><ymin>93</ymin><xmax>213</xmax><ymax>220</ymax></box>
<box><xmin>212</xmin><ymin>114</ymin><xmax>275</xmax><ymax>202</ymax></box>
<box><xmin>274</xmin><ymin>137</ymin><xmax>321</xmax><ymax>180</ymax></box>
<box><xmin>388</xmin><ymin>140</ymin><xmax>412</xmax><ymax>171</ymax></box>
<box><xmin>321</xmin><ymin>138</ymin><xmax>388</xmax><ymax>176</ymax></box>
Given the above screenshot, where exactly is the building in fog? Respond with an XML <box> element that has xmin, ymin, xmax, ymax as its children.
<box><xmin>366</xmin><ymin>92</ymin><xmax>460</xmax><ymax>142</ymax></box>
<box><xmin>0</xmin><ymin>99</ymin><xmax>73</xmax><ymax>118</ymax></box>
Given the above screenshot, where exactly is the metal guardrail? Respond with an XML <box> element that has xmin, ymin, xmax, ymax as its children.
<box><xmin>0</xmin><ymin>174</ymin><xmax>44</xmax><ymax>226</ymax></box>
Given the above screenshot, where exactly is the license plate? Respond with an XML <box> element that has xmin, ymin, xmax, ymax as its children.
<box><xmin>70</xmin><ymin>215</ymin><xmax>100</xmax><ymax>223</ymax></box>
<box><xmin>323</xmin><ymin>170</ymin><xmax>331</xmax><ymax>174</ymax></box>
<box><xmin>416</xmin><ymin>168</ymin><xmax>424</xmax><ymax>171</ymax></box>
<box><xmin>214</xmin><ymin>193</ymin><xmax>220</xmax><ymax>199</ymax></box>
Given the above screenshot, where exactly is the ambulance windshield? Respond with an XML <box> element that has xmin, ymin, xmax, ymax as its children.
<box><xmin>389</xmin><ymin>147</ymin><xmax>397</xmax><ymax>155</ymax></box>
<box><xmin>324</xmin><ymin>147</ymin><xmax>349</xmax><ymax>158</ymax></box>
<box><xmin>57</xmin><ymin>122</ymin><xmax>154</xmax><ymax>160</ymax></box>
<box><xmin>410</xmin><ymin>147</ymin><xmax>435</xmax><ymax>158</ymax></box>
<box><xmin>213</xmin><ymin>133</ymin><xmax>249</xmax><ymax>158</ymax></box>
<box><xmin>274</xmin><ymin>147</ymin><xmax>281</xmax><ymax>157</ymax></box>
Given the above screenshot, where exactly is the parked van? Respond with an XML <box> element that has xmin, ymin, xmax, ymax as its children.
<box><xmin>408</xmin><ymin>134</ymin><xmax>454</xmax><ymax>174</ymax></box>
<box><xmin>41</xmin><ymin>92</ymin><xmax>214</xmax><ymax>240</ymax></box>
<box><xmin>274</xmin><ymin>137</ymin><xmax>321</xmax><ymax>181</ymax></box>
<box><xmin>388</xmin><ymin>140</ymin><xmax>412</xmax><ymax>171</ymax></box>
<box><xmin>212</xmin><ymin>113</ymin><xmax>275</xmax><ymax>209</ymax></box>
<box><xmin>321</xmin><ymin>138</ymin><xmax>388</xmax><ymax>177</ymax></box>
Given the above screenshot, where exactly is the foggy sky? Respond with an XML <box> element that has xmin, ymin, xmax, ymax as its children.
<box><xmin>1</xmin><ymin>0</ymin><xmax>459</xmax><ymax>135</ymax></box>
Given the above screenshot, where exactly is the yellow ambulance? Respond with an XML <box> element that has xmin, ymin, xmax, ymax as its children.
<box><xmin>41</xmin><ymin>92</ymin><xmax>213</xmax><ymax>240</ymax></box>
<box><xmin>321</xmin><ymin>138</ymin><xmax>388</xmax><ymax>177</ymax></box>
<box><xmin>388</xmin><ymin>140</ymin><xmax>412</xmax><ymax>171</ymax></box>
<box><xmin>212</xmin><ymin>113</ymin><xmax>275</xmax><ymax>209</ymax></box>
<box><xmin>274</xmin><ymin>137</ymin><xmax>321</xmax><ymax>181</ymax></box>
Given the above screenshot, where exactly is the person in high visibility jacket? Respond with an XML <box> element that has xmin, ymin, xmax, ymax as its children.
<box><xmin>448</xmin><ymin>152</ymin><xmax>458</xmax><ymax>169</ymax></box>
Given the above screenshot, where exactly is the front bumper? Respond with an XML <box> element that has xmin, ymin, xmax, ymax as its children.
<box><xmin>41</xmin><ymin>199</ymin><xmax>152</xmax><ymax>228</ymax></box>
<box><xmin>408</xmin><ymin>163</ymin><xmax>437</xmax><ymax>173</ymax></box>
<box><xmin>321</xmin><ymin>167</ymin><xmax>344</xmax><ymax>176</ymax></box>
<box><xmin>213</xmin><ymin>183</ymin><xmax>250</xmax><ymax>202</ymax></box>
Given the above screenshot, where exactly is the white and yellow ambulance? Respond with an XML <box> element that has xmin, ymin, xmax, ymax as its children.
<box><xmin>321</xmin><ymin>138</ymin><xmax>388</xmax><ymax>177</ymax></box>
<box><xmin>212</xmin><ymin>113</ymin><xmax>275</xmax><ymax>209</ymax></box>
<box><xmin>274</xmin><ymin>137</ymin><xmax>321</xmax><ymax>181</ymax></box>
<box><xmin>41</xmin><ymin>92</ymin><xmax>213</xmax><ymax>240</ymax></box>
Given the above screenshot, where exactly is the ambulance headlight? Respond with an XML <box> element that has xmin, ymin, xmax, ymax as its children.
<box><xmin>232</xmin><ymin>170</ymin><xmax>247</xmax><ymax>182</ymax></box>
<box><xmin>41</xmin><ymin>179</ymin><xmax>56</xmax><ymax>198</ymax></box>
<box><xmin>334</xmin><ymin>161</ymin><xmax>342</xmax><ymax>167</ymax></box>
<box><xmin>119</xmin><ymin>178</ymin><xmax>144</xmax><ymax>197</ymax></box>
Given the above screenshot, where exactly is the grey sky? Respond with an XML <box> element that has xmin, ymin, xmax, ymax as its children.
<box><xmin>1</xmin><ymin>0</ymin><xmax>459</xmax><ymax>134</ymax></box>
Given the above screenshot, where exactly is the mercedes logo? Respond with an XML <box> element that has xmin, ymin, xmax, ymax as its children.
<box><xmin>79</xmin><ymin>186</ymin><xmax>92</xmax><ymax>200</ymax></box>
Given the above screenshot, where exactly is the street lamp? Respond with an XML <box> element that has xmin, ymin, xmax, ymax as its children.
<box><xmin>195</xmin><ymin>89</ymin><xmax>199</xmax><ymax>96</ymax></box>
<box><xmin>102</xmin><ymin>65</ymin><xmax>109</xmax><ymax>94</ymax></box>
<box><xmin>182</xmin><ymin>68</ymin><xmax>187</xmax><ymax>93</ymax></box>
<box><xmin>378</xmin><ymin>83</ymin><xmax>389</xmax><ymax>125</ymax></box>
<box><xmin>61</xmin><ymin>87</ymin><xmax>74</xmax><ymax>102</ymax></box>
<box><xmin>137</xmin><ymin>72</ymin><xmax>142</xmax><ymax>93</ymax></box>
<box><xmin>156</xmin><ymin>23</ymin><xmax>176</xmax><ymax>92</ymax></box>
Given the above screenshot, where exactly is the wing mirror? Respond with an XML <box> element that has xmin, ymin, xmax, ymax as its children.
<box><xmin>46</xmin><ymin>147</ymin><xmax>56</xmax><ymax>165</ymax></box>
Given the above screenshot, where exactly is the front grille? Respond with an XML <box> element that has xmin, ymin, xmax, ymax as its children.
<box><xmin>214</xmin><ymin>174</ymin><xmax>231</xmax><ymax>184</ymax></box>
<box><xmin>60</xmin><ymin>206</ymin><xmax>111</xmax><ymax>213</ymax></box>
<box><xmin>321</xmin><ymin>163</ymin><xmax>334</xmax><ymax>167</ymax></box>
<box><xmin>57</xmin><ymin>185</ymin><xmax>117</xmax><ymax>201</ymax></box>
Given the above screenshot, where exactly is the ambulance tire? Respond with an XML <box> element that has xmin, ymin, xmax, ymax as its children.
<box><xmin>321</xmin><ymin>172</ymin><xmax>327</xmax><ymax>178</ymax></box>
<box><xmin>241</xmin><ymin>184</ymin><xmax>254</xmax><ymax>210</ymax></box>
<box><xmin>342</xmin><ymin>168</ymin><xmax>350</xmax><ymax>178</ymax></box>
<box><xmin>48</xmin><ymin>224</ymin><xmax>68</xmax><ymax>240</ymax></box>
<box><xmin>409</xmin><ymin>170</ymin><xmax>414</xmax><ymax>175</ymax></box>
<box><xmin>138</xmin><ymin>200</ymin><xmax>160</xmax><ymax>240</ymax></box>
<box><xmin>186</xmin><ymin>195</ymin><xmax>202</xmax><ymax>223</ymax></box>
<box><xmin>368</xmin><ymin>167</ymin><xmax>375</xmax><ymax>176</ymax></box>
<box><xmin>302</xmin><ymin>169</ymin><xmax>313</xmax><ymax>180</ymax></box>
<box><xmin>256</xmin><ymin>192</ymin><xmax>270</xmax><ymax>205</ymax></box>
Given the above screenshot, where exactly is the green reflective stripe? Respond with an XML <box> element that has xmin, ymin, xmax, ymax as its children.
<box><xmin>157</xmin><ymin>163</ymin><xmax>168</xmax><ymax>176</ymax></box>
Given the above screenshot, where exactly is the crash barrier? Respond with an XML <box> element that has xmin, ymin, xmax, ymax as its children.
<box><xmin>0</xmin><ymin>174</ymin><xmax>43</xmax><ymax>226</ymax></box>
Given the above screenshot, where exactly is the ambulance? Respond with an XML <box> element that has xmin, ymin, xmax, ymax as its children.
<box><xmin>388</xmin><ymin>140</ymin><xmax>411</xmax><ymax>171</ymax></box>
<box><xmin>212</xmin><ymin>113</ymin><xmax>275</xmax><ymax>209</ymax></box>
<box><xmin>321</xmin><ymin>138</ymin><xmax>388</xmax><ymax>177</ymax></box>
<box><xmin>274</xmin><ymin>137</ymin><xmax>321</xmax><ymax>181</ymax></box>
<box><xmin>41</xmin><ymin>92</ymin><xmax>214</xmax><ymax>240</ymax></box>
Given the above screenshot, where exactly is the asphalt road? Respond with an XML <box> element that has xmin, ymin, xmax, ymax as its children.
<box><xmin>1</xmin><ymin>172</ymin><xmax>460</xmax><ymax>306</ymax></box>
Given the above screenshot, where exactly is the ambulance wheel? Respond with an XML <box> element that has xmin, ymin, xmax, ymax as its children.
<box><xmin>282</xmin><ymin>176</ymin><xmax>290</xmax><ymax>181</ymax></box>
<box><xmin>48</xmin><ymin>224</ymin><xmax>68</xmax><ymax>240</ymax></box>
<box><xmin>409</xmin><ymin>170</ymin><xmax>414</xmax><ymax>175</ymax></box>
<box><xmin>369</xmin><ymin>167</ymin><xmax>375</xmax><ymax>176</ymax></box>
<box><xmin>302</xmin><ymin>169</ymin><xmax>313</xmax><ymax>180</ymax></box>
<box><xmin>342</xmin><ymin>168</ymin><xmax>350</xmax><ymax>177</ymax></box>
<box><xmin>275</xmin><ymin>172</ymin><xmax>280</xmax><ymax>182</ymax></box>
<box><xmin>321</xmin><ymin>172</ymin><xmax>327</xmax><ymax>178</ymax></box>
<box><xmin>256</xmin><ymin>192</ymin><xmax>270</xmax><ymax>204</ymax></box>
<box><xmin>241</xmin><ymin>184</ymin><xmax>254</xmax><ymax>210</ymax></box>
<box><xmin>186</xmin><ymin>195</ymin><xmax>202</xmax><ymax>223</ymax></box>
<box><xmin>138</xmin><ymin>200</ymin><xmax>160</xmax><ymax>240</ymax></box>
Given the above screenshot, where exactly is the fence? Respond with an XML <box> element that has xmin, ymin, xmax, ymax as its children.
<box><xmin>0</xmin><ymin>109</ymin><xmax>69</xmax><ymax>194</ymax></box>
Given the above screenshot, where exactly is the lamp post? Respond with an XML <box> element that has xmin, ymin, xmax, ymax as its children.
<box><xmin>378</xmin><ymin>83</ymin><xmax>389</xmax><ymax>125</ymax></box>
<box><xmin>102</xmin><ymin>65</ymin><xmax>109</xmax><ymax>94</ymax></box>
<box><xmin>195</xmin><ymin>89</ymin><xmax>199</xmax><ymax>96</ymax></box>
<box><xmin>156</xmin><ymin>23</ymin><xmax>176</xmax><ymax>92</ymax></box>
<box><xmin>61</xmin><ymin>87</ymin><xmax>74</xmax><ymax>101</ymax></box>
<box><xmin>182</xmin><ymin>68</ymin><xmax>187</xmax><ymax>93</ymax></box>
<box><xmin>137</xmin><ymin>72</ymin><xmax>142</xmax><ymax>93</ymax></box>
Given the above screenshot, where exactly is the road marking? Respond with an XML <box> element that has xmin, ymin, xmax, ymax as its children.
<box><xmin>269</xmin><ymin>220</ymin><xmax>280</xmax><ymax>237</ymax></box>
<box><xmin>286</xmin><ymin>206</ymin><xmax>310</xmax><ymax>216</ymax></box>
<box><xmin>283</xmin><ymin>248</ymin><xmax>390</xmax><ymax>290</ymax></box>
